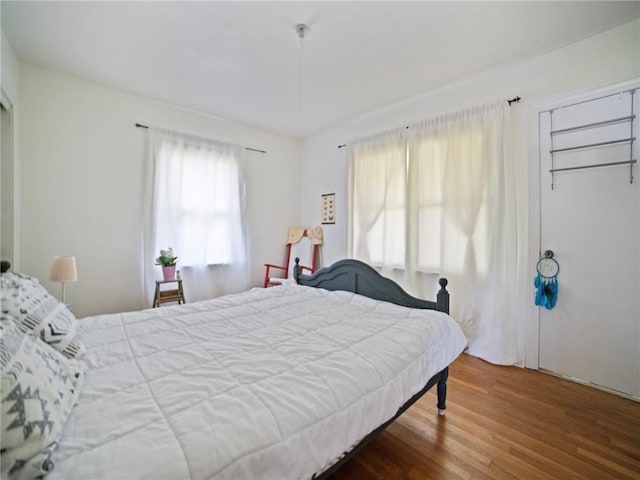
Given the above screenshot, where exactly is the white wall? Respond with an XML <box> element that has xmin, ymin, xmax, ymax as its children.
<box><xmin>301</xmin><ymin>19</ymin><xmax>640</xmax><ymax>265</ymax></box>
<box><xmin>19</xmin><ymin>64</ymin><xmax>302</xmax><ymax>317</ymax></box>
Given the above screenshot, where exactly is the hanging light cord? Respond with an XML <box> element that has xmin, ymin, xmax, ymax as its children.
<box><xmin>296</xmin><ymin>24</ymin><xmax>308</xmax><ymax>120</ymax></box>
<box><xmin>298</xmin><ymin>38</ymin><xmax>303</xmax><ymax>120</ymax></box>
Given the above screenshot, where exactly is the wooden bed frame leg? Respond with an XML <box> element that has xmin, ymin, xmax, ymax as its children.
<box><xmin>437</xmin><ymin>367</ymin><xmax>448</xmax><ymax>416</ymax></box>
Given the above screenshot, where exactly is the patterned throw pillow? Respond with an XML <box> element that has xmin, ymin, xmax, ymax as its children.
<box><xmin>0</xmin><ymin>273</ymin><xmax>85</xmax><ymax>358</ymax></box>
<box><xmin>1</xmin><ymin>323</ymin><xmax>84</xmax><ymax>480</ymax></box>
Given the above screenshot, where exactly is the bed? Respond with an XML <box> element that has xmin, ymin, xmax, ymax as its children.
<box><xmin>0</xmin><ymin>259</ymin><xmax>467</xmax><ymax>480</ymax></box>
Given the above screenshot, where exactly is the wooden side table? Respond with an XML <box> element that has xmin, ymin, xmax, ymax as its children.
<box><xmin>153</xmin><ymin>279</ymin><xmax>186</xmax><ymax>307</ymax></box>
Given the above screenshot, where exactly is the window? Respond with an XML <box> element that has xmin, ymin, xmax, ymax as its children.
<box><xmin>348</xmin><ymin>130</ymin><xmax>406</xmax><ymax>268</ymax></box>
<box><xmin>409</xmin><ymin>128</ymin><xmax>490</xmax><ymax>276</ymax></box>
<box><xmin>349</xmin><ymin>113</ymin><xmax>496</xmax><ymax>277</ymax></box>
<box><xmin>348</xmin><ymin>102</ymin><xmax>522</xmax><ymax>365</ymax></box>
<box><xmin>153</xmin><ymin>136</ymin><xmax>245</xmax><ymax>267</ymax></box>
<box><xmin>145</xmin><ymin>128</ymin><xmax>246</xmax><ymax>274</ymax></box>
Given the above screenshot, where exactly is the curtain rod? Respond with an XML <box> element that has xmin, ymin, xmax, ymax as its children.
<box><xmin>135</xmin><ymin>123</ymin><xmax>267</xmax><ymax>154</ymax></box>
<box><xmin>337</xmin><ymin>96</ymin><xmax>522</xmax><ymax>149</ymax></box>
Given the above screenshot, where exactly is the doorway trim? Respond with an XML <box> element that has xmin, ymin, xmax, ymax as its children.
<box><xmin>0</xmin><ymin>88</ymin><xmax>13</xmax><ymax>111</ymax></box>
<box><xmin>0</xmin><ymin>87</ymin><xmax>17</xmax><ymax>269</ymax></box>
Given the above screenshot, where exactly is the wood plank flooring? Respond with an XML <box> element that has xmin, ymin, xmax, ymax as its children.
<box><xmin>331</xmin><ymin>353</ymin><xmax>640</xmax><ymax>480</ymax></box>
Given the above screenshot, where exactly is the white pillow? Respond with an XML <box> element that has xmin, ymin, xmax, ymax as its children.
<box><xmin>1</xmin><ymin>323</ymin><xmax>84</xmax><ymax>480</ymax></box>
<box><xmin>1</xmin><ymin>272</ymin><xmax>49</xmax><ymax>313</ymax></box>
<box><xmin>0</xmin><ymin>272</ymin><xmax>85</xmax><ymax>358</ymax></box>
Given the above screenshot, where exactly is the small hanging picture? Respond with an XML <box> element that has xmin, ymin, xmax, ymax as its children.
<box><xmin>321</xmin><ymin>193</ymin><xmax>335</xmax><ymax>224</ymax></box>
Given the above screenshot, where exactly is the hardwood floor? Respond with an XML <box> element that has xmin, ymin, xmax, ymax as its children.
<box><xmin>332</xmin><ymin>353</ymin><xmax>640</xmax><ymax>480</ymax></box>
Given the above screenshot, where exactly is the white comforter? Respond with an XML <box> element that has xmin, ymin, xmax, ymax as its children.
<box><xmin>50</xmin><ymin>283</ymin><xmax>467</xmax><ymax>480</ymax></box>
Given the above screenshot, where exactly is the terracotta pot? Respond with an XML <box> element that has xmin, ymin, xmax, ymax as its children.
<box><xmin>162</xmin><ymin>265</ymin><xmax>176</xmax><ymax>281</ymax></box>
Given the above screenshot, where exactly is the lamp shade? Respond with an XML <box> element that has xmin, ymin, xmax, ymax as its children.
<box><xmin>49</xmin><ymin>256</ymin><xmax>78</xmax><ymax>283</ymax></box>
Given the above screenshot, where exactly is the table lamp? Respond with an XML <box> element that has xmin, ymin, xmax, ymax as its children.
<box><xmin>49</xmin><ymin>256</ymin><xmax>77</xmax><ymax>303</ymax></box>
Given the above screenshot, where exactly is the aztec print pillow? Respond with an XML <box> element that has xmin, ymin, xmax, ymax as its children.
<box><xmin>0</xmin><ymin>272</ymin><xmax>48</xmax><ymax>334</ymax></box>
<box><xmin>0</xmin><ymin>323</ymin><xmax>84</xmax><ymax>480</ymax></box>
<box><xmin>0</xmin><ymin>272</ymin><xmax>85</xmax><ymax>358</ymax></box>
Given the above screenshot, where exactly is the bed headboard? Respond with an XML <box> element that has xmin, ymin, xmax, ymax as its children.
<box><xmin>294</xmin><ymin>258</ymin><xmax>449</xmax><ymax>314</ymax></box>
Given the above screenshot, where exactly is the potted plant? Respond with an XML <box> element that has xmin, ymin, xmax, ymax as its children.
<box><xmin>155</xmin><ymin>248</ymin><xmax>178</xmax><ymax>281</ymax></box>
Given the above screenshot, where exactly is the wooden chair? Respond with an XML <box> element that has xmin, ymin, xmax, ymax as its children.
<box><xmin>263</xmin><ymin>227</ymin><xmax>323</xmax><ymax>287</ymax></box>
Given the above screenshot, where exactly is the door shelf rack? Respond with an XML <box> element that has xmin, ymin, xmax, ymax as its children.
<box><xmin>548</xmin><ymin>89</ymin><xmax>637</xmax><ymax>187</ymax></box>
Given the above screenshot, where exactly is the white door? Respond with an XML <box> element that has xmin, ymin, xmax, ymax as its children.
<box><xmin>538</xmin><ymin>87</ymin><xmax>640</xmax><ymax>398</ymax></box>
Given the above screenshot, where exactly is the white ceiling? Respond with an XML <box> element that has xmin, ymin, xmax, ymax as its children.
<box><xmin>2</xmin><ymin>1</ymin><xmax>639</xmax><ymax>139</ymax></box>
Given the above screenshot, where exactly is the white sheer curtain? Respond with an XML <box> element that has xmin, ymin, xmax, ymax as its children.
<box><xmin>348</xmin><ymin>102</ymin><xmax>523</xmax><ymax>365</ymax></box>
<box><xmin>347</xmin><ymin>129</ymin><xmax>407</xmax><ymax>275</ymax></box>
<box><xmin>143</xmin><ymin>128</ymin><xmax>247</xmax><ymax>305</ymax></box>
<box><xmin>408</xmin><ymin>102</ymin><xmax>520</xmax><ymax>364</ymax></box>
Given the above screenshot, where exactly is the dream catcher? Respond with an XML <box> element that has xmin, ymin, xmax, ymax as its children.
<box><xmin>535</xmin><ymin>250</ymin><xmax>559</xmax><ymax>310</ymax></box>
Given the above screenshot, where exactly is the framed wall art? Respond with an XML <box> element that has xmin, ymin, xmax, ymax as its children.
<box><xmin>321</xmin><ymin>193</ymin><xmax>335</xmax><ymax>224</ymax></box>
